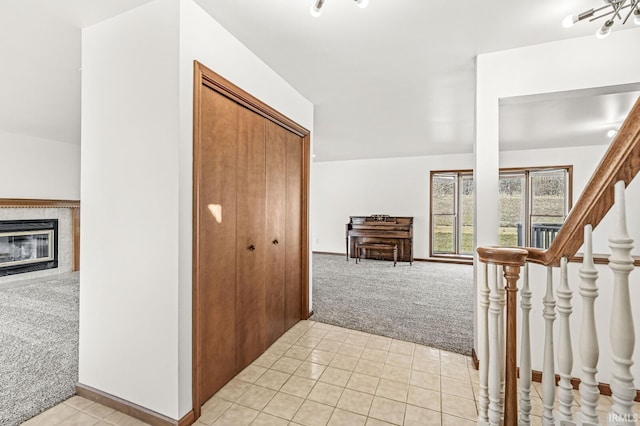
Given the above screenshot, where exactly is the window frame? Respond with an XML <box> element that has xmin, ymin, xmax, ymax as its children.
<box><xmin>500</xmin><ymin>165</ymin><xmax>573</xmax><ymax>248</ymax></box>
<box><xmin>429</xmin><ymin>169</ymin><xmax>473</xmax><ymax>259</ymax></box>
<box><xmin>429</xmin><ymin>165</ymin><xmax>573</xmax><ymax>260</ymax></box>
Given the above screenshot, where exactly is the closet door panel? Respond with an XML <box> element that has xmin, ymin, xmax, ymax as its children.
<box><xmin>285</xmin><ymin>133</ymin><xmax>303</xmax><ymax>330</ymax></box>
<box><xmin>264</xmin><ymin>121</ymin><xmax>287</xmax><ymax>347</ymax></box>
<box><xmin>198</xmin><ymin>88</ymin><xmax>238</xmax><ymax>399</ymax></box>
<box><xmin>235</xmin><ymin>106</ymin><xmax>267</xmax><ymax>370</ymax></box>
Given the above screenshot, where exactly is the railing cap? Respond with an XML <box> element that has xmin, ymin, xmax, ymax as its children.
<box><xmin>477</xmin><ymin>246</ymin><xmax>528</xmax><ymax>266</ymax></box>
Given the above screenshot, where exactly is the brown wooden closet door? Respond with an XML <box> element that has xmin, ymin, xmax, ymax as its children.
<box><xmin>235</xmin><ymin>106</ymin><xmax>267</xmax><ymax>370</ymax></box>
<box><xmin>285</xmin><ymin>132</ymin><xmax>303</xmax><ymax>330</ymax></box>
<box><xmin>197</xmin><ymin>88</ymin><xmax>238</xmax><ymax>400</ymax></box>
<box><xmin>264</xmin><ymin>121</ymin><xmax>287</xmax><ymax>347</ymax></box>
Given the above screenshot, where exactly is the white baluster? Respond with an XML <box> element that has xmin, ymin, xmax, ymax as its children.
<box><xmin>608</xmin><ymin>181</ymin><xmax>636</xmax><ymax>426</ymax></box>
<box><xmin>542</xmin><ymin>266</ymin><xmax>556</xmax><ymax>426</ymax></box>
<box><xmin>557</xmin><ymin>257</ymin><xmax>575</xmax><ymax>423</ymax></box>
<box><xmin>579</xmin><ymin>224</ymin><xmax>600</xmax><ymax>425</ymax></box>
<box><xmin>488</xmin><ymin>263</ymin><xmax>503</xmax><ymax>425</ymax></box>
<box><xmin>499</xmin><ymin>265</ymin><xmax>506</xmax><ymax>418</ymax></box>
<box><xmin>478</xmin><ymin>261</ymin><xmax>490</xmax><ymax>425</ymax></box>
<box><xmin>519</xmin><ymin>263</ymin><xmax>532</xmax><ymax>426</ymax></box>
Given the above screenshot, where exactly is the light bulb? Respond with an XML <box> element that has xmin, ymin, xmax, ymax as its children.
<box><xmin>562</xmin><ymin>14</ymin><xmax>576</xmax><ymax>28</ymax></box>
<box><xmin>596</xmin><ymin>20</ymin><xmax>613</xmax><ymax>39</ymax></box>
<box><xmin>634</xmin><ymin>10</ymin><xmax>640</xmax><ymax>25</ymax></box>
<box><xmin>355</xmin><ymin>0</ymin><xmax>369</xmax><ymax>8</ymax></box>
<box><xmin>310</xmin><ymin>3</ymin><xmax>322</xmax><ymax>17</ymax></box>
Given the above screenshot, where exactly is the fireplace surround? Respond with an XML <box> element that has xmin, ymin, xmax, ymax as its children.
<box><xmin>0</xmin><ymin>199</ymin><xmax>79</xmax><ymax>283</ymax></box>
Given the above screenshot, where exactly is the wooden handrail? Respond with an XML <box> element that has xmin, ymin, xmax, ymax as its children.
<box><xmin>477</xmin><ymin>246</ymin><xmax>529</xmax><ymax>266</ymax></box>
<box><xmin>527</xmin><ymin>95</ymin><xmax>640</xmax><ymax>266</ymax></box>
<box><xmin>476</xmin><ymin>96</ymin><xmax>640</xmax><ymax>424</ymax></box>
<box><xmin>479</xmin><ymin>96</ymin><xmax>640</xmax><ymax>267</ymax></box>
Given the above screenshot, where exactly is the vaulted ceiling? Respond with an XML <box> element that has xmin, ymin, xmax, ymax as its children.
<box><xmin>1</xmin><ymin>0</ymin><xmax>638</xmax><ymax>160</ymax></box>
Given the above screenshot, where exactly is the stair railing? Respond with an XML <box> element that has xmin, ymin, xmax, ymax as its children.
<box><xmin>477</xmin><ymin>96</ymin><xmax>640</xmax><ymax>426</ymax></box>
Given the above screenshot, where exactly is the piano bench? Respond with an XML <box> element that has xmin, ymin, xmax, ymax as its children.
<box><xmin>355</xmin><ymin>243</ymin><xmax>398</xmax><ymax>267</ymax></box>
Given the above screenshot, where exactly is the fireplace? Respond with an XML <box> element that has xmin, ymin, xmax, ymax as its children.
<box><xmin>0</xmin><ymin>219</ymin><xmax>58</xmax><ymax>277</ymax></box>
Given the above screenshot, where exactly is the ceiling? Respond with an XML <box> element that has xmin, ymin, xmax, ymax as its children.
<box><xmin>0</xmin><ymin>0</ymin><xmax>153</xmax><ymax>145</ymax></box>
<box><xmin>500</xmin><ymin>86</ymin><xmax>640</xmax><ymax>152</ymax></box>
<box><xmin>1</xmin><ymin>0</ymin><xmax>638</xmax><ymax>160</ymax></box>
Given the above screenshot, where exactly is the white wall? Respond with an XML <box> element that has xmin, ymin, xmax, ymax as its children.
<box><xmin>504</xmin><ymin>144</ymin><xmax>640</xmax><ymax>382</ymax></box>
<box><xmin>477</xmin><ymin>28</ymin><xmax>640</xmax><ymax>384</ymax></box>
<box><xmin>80</xmin><ymin>0</ymin><xmax>181</xmax><ymax>418</ymax></box>
<box><xmin>177</xmin><ymin>0</ymin><xmax>314</xmax><ymax>416</ymax></box>
<box><xmin>80</xmin><ymin>0</ymin><xmax>313</xmax><ymax>420</ymax></box>
<box><xmin>525</xmin><ymin>243</ymin><xmax>640</xmax><ymax>386</ymax></box>
<box><xmin>0</xmin><ymin>131</ymin><xmax>80</xmax><ymax>283</ymax></box>
<box><xmin>476</xmin><ymin>27</ymin><xmax>640</xmax><ymax>252</ymax></box>
<box><xmin>312</xmin><ymin>153</ymin><xmax>473</xmax><ymax>257</ymax></box>
<box><xmin>0</xmin><ymin>130</ymin><xmax>80</xmax><ymax>199</ymax></box>
<box><xmin>312</xmin><ymin>144</ymin><xmax>609</xmax><ymax>258</ymax></box>
<box><xmin>312</xmin><ymin>135</ymin><xmax>640</xmax><ymax>384</ymax></box>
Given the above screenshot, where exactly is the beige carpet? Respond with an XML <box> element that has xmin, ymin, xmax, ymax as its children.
<box><xmin>311</xmin><ymin>254</ymin><xmax>473</xmax><ymax>355</ymax></box>
<box><xmin>0</xmin><ymin>273</ymin><xmax>79</xmax><ymax>426</ymax></box>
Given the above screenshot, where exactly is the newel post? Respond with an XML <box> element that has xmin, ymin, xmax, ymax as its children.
<box><xmin>477</xmin><ymin>246</ymin><xmax>529</xmax><ymax>426</ymax></box>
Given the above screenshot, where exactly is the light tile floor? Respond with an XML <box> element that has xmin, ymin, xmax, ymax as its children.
<box><xmin>23</xmin><ymin>320</ymin><xmax>640</xmax><ymax>425</ymax></box>
<box><xmin>22</xmin><ymin>395</ymin><xmax>147</xmax><ymax>426</ymax></box>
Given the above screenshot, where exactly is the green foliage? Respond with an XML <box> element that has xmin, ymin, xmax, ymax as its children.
<box><xmin>499</xmin><ymin>227</ymin><xmax>518</xmax><ymax>247</ymax></box>
<box><xmin>433</xmin><ymin>226</ymin><xmax>519</xmax><ymax>252</ymax></box>
<box><xmin>433</xmin><ymin>226</ymin><xmax>474</xmax><ymax>254</ymax></box>
<box><xmin>499</xmin><ymin>195</ymin><xmax>565</xmax><ymax>226</ymax></box>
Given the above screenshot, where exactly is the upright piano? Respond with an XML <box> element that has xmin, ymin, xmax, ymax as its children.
<box><xmin>346</xmin><ymin>215</ymin><xmax>414</xmax><ymax>264</ymax></box>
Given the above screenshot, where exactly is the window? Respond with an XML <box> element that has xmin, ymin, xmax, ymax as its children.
<box><xmin>430</xmin><ymin>171</ymin><xmax>474</xmax><ymax>257</ymax></box>
<box><xmin>430</xmin><ymin>166</ymin><xmax>571</xmax><ymax>258</ymax></box>
<box><xmin>498</xmin><ymin>173</ymin><xmax>524</xmax><ymax>247</ymax></box>
<box><xmin>505</xmin><ymin>167</ymin><xmax>572</xmax><ymax>249</ymax></box>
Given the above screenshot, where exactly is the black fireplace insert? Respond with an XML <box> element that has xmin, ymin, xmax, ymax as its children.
<box><xmin>0</xmin><ymin>219</ymin><xmax>58</xmax><ymax>277</ymax></box>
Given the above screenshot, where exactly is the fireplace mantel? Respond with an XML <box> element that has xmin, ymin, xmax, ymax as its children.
<box><xmin>0</xmin><ymin>199</ymin><xmax>80</xmax><ymax>209</ymax></box>
<box><xmin>0</xmin><ymin>198</ymin><xmax>80</xmax><ymax>271</ymax></box>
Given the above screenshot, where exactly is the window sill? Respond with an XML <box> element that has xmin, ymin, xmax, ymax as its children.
<box><xmin>420</xmin><ymin>255</ymin><xmax>473</xmax><ymax>265</ymax></box>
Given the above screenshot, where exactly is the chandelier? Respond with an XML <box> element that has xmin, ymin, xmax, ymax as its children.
<box><xmin>563</xmin><ymin>0</ymin><xmax>640</xmax><ymax>38</ymax></box>
<box><xmin>310</xmin><ymin>0</ymin><xmax>369</xmax><ymax>17</ymax></box>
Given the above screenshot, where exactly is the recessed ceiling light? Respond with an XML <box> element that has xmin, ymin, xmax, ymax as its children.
<box><xmin>607</xmin><ymin>129</ymin><xmax>618</xmax><ymax>138</ymax></box>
